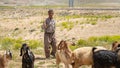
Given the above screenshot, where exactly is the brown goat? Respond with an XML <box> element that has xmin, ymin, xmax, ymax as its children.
<box><xmin>56</xmin><ymin>40</ymin><xmax>73</xmax><ymax>68</ymax></box>
<box><xmin>112</xmin><ymin>41</ymin><xmax>120</xmax><ymax>51</ymax></box>
<box><xmin>0</xmin><ymin>50</ymin><xmax>12</xmax><ymax>68</ymax></box>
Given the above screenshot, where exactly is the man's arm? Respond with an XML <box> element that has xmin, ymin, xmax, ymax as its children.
<box><xmin>41</xmin><ymin>20</ymin><xmax>47</xmax><ymax>30</ymax></box>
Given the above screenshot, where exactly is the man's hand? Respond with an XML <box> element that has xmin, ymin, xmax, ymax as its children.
<box><xmin>41</xmin><ymin>22</ymin><xmax>47</xmax><ymax>30</ymax></box>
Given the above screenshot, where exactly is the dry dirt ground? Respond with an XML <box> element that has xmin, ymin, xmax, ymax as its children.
<box><xmin>0</xmin><ymin>7</ymin><xmax>120</xmax><ymax>68</ymax></box>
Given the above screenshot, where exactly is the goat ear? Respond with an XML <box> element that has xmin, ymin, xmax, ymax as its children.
<box><xmin>64</xmin><ymin>41</ymin><xmax>68</xmax><ymax>48</ymax></box>
<box><xmin>20</xmin><ymin>47</ymin><xmax>22</xmax><ymax>56</ymax></box>
<box><xmin>58</xmin><ymin>40</ymin><xmax>63</xmax><ymax>50</ymax></box>
<box><xmin>4</xmin><ymin>50</ymin><xmax>7</xmax><ymax>55</ymax></box>
<box><xmin>112</xmin><ymin>41</ymin><xmax>118</xmax><ymax>47</ymax></box>
<box><xmin>118</xmin><ymin>44</ymin><xmax>120</xmax><ymax>47</ymax></box>
<box><xmin>5</xmin><ymin>50</ymin><xmax>9</xmax><ymax>55</ymax></box>
<box><xmin>112</xmin><ymin>41</ymin><xmax>118</xmax><ymax>51</ymax></box>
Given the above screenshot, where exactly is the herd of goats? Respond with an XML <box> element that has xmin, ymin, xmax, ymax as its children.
<box><xmin>0</xmin><ymin>40</ymin><xmax>120</xmax><ymax>68</ymax></box>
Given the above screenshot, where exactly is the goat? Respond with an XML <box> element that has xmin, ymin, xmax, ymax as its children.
<box><xmin>20</xmin><ymin>43</ymin><xmax>35</xmax><ymax>68</ymax></box>
<box><xmin>92</xmin><ymin>47</ymin><xmax>120</xmax><ymax>68</ymax></box>
<box><xmin>71</xmin><ymin>46</ymin><xmax>106</xmax><ymax>68</ymax></box>
<box><xmin>0</xmin><ymin>50</ymin><xmax>12</xmax><ymax>68</ymax></box>
<box><xmin>112</xmin><ymin>41</ymin><xmax>120</xmax><ymax>51</ymax></box>
<box><xmin>56</xmin><ymin>40</ymin><xmax>73</xmax><ymax>68</ymax></box>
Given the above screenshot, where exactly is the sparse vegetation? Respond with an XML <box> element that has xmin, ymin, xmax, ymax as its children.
<box><xmin>69</xmin><ymin>35</ymin><xmax>120</xmax><ymax>50</ymax></box>
<box><xmin>76</xmin><ymin>35</ymin><xmax>120</xmax><ymax>47</ymax></box>
<box><xmin>28</xmin><ymin>40</ymin><xmax>43</xmax><ymax>49</ymax></box>
<box><xmin>0</xmin><ymin>6</ymin><xmax>14</xmax><ymax>9</ymax></box>
<box><xmin>61</xmin><ymin>21</ymin><xmax>74</xmax><ymax>30</ymax></box>
<box><xmin>59</xmin><ymin>13</ymin><xmax>116</xmax><ymax>27</ymax></box>
<box><xmin>0</xmin><ymin>37</ymin><xmax>43</xmax><ymax>50</ymax></box>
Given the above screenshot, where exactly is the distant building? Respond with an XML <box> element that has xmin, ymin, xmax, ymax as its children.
<box><xmin>69</xmin><ymin>0</ymin><xmax>74</xmax><ymax>7</ymax></box>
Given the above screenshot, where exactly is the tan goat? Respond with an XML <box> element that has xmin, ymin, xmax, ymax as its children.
<box><xmin>71</xmin><ymin>46</ymin><xmax>106</xmax><ymax>68</ymax></box>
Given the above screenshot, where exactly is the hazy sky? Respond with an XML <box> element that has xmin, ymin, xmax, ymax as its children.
<box><xmin>0</xmin><ymin>0</ymin><xmax>120</xmax><ymax>6</ymax></box>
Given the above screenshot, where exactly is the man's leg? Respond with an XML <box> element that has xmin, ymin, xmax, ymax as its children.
<box><xmin>44</xmin><ymin>33</ymin><xmax>50</xmax><ymax>58</ymax></box>
<box><xmin>51</xmin><ymin>37</ymin><xmax>56</xmax><ymax>57</ymax></box>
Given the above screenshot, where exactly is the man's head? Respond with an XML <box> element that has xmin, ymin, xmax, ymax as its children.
<box><xmin>48</xmin><ymin>9</ymin><xmax>54</xmax><ymax>19</ymax></box>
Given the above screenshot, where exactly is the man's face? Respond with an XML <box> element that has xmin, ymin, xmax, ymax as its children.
<box><xmin>48</xmin><ymin>11</ymin><xmax>54</xmax><ymax>19</ymax></box>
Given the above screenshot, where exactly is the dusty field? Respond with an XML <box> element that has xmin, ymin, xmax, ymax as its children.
<box><xmin>0</xmin><ymin>7</ymin><xmax>120</xmax><ymax>68</ymax></box>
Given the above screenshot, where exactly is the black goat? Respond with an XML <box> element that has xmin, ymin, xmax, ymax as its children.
<box><xmin>92</xmin><ymin>47</ymin><xmax>120</xmax><ymax>68</ymax></box>
<box><xmin>20</xmin><ymin>43</ymin><xmax>35</xmax><ymax>68</ymax></box>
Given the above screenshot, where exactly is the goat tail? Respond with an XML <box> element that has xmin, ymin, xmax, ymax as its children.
<box><xmin>92</xmin><ymin>47</ymin><xmax>97</xmax><ymax>54</ymax></box>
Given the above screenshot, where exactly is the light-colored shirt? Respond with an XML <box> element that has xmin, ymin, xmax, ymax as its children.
<box><xmin>45</xmin><ymin>18</ymin><xmax>55</xmax><ymax>33</ymax></box>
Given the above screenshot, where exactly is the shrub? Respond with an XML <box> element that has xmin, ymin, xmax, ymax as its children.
<box><xmin>1</xmin><ymin>37</ymin><xmax>14</xmax><ymax>49</ymax></box>
<box><xmin>88</xmin><ymin>37</ymin><xmax>98</xmax><ymax>42</ymax></box>
<box><xmin>13</xmin><ymin>43</ymin><xmax>21</xmax><ymax>50</ymax></box>
<box><xmin>69</xmin><ymin>45</ymin><xmax>79</xmax><ymax>51</ymax></box>
<box><xmin>28</xmin><ymin>40</ymin><xmax>43</xmax><ymax>49</ymax></box>
<box><xmin>0</xmin><ymin>37</ymin><xmax>43</xmax><ymax>50</ymax></box>
<box><xmin>98</xmin><ymin>36</ymin><xmax>110</xmax><ymax>42</ymax></box>
<box><xmin>91</xmin><ymin>21</ymin><xmax>97</xmax><ymax>25</ymax></box>
<box><xmin>61</xmin><ymin>21</ymin><xmax>74</xmax><ymax>30</ymax></box>
<box><xmin>76</xmin><ymin>35</ymin><xmax>120</xmax><ymax>47</ymax></box>
<box><xmin>77</xmin><ymin>39</ymin><xmax>87</xmax><ymax>46</ymax></box>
